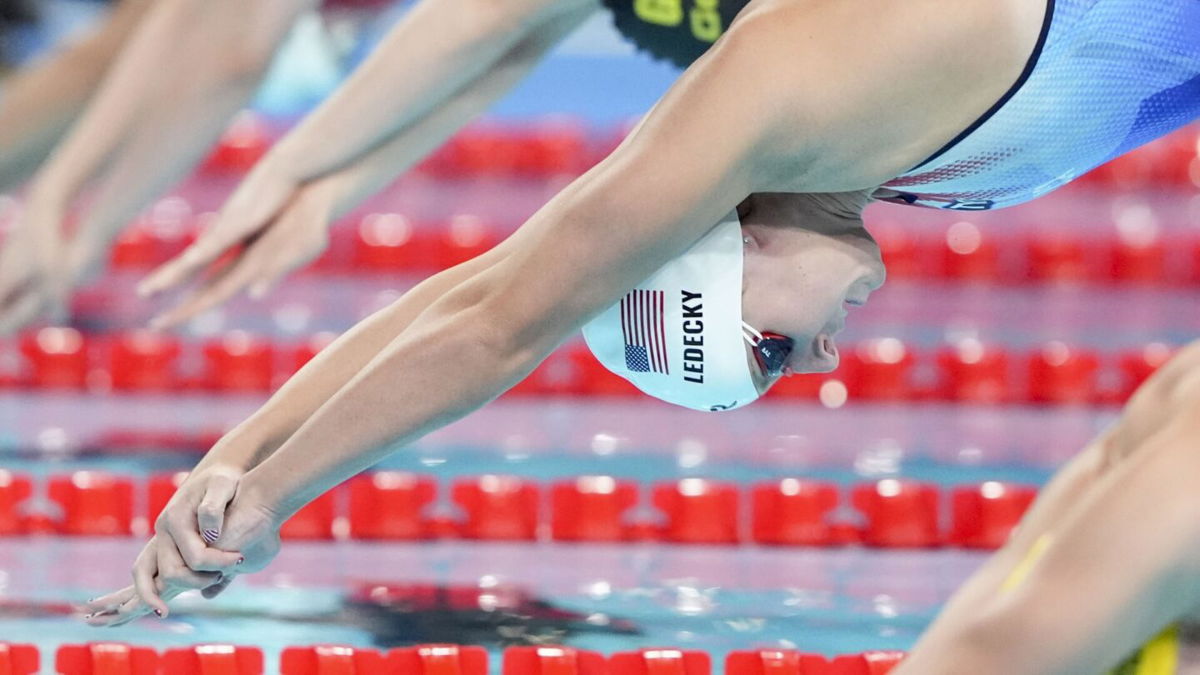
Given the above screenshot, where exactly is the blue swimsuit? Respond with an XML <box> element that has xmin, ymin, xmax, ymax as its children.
<box><xmin>881</xmin><ymin>0</ymin><xmax>1200</xmax><ymax>211</ymax></box>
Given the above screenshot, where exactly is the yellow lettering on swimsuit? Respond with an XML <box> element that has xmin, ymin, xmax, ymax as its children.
<box><xmin>634</xmin><ymin>0</ymin><xmax>683</xmax><ymax>27</ymax></box>
<box><xmin>689</xmin><ymin>0</ymin><xmax>723</xmax><ymax>42</ymax></box>
<box><xmin>999</xmin><ymin>535</ymin><xmax>1179</xmax><ymax>675</ymax></box>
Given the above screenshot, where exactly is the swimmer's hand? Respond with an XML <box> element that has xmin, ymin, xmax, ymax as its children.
<box><xmin>0</xmin><ymin>192</ymin><xmax>73</xmax><ymax>335</ymax></box>
<box><xmin>81</xmin><ymin>498</ymin><xmax>281</xmax><ymax>627</ymax></box>
<box><xmin>82</xmin><ymin>473</ymin><xmax>283</xmax><ymax>624</ymax></box>
<box><xmin>81</xmin><ymin>464</ymin><xmax>252</xmax><ymax>625</ymax></box>
<box><xmin>137</xmin><ymin>167</ymin><xmax>337</xmax><ymax>329</ymax></box>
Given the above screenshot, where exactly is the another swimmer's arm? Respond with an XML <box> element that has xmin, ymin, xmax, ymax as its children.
<box><xmin>305</xmin><ymin>5</ymin><xmax>597</xmax><ymax>222</ymax></box>
<box><xmin>260</xmin><ymin>0</ymin><xmax>598</xmax><ymax>191</ymax></box>
<box><xmin>135</xmin><ymin>0</ymin><xmax>598</xmax><ymax>311</ymax></box>
<box><xmin>232</xmin><ymin>15</ymin><xmax>805</xmax><ymax>520</ymax></box>
<box><xmin>922</xmin><ymin>343</ymin><xmax>1200</xmax><ymax>643</ymax></box>
<box><xmin>25</xmin><ymin>0</ymin><xmax>312</xmax><ymax>267</ymax></box>
<box><xmin>0</xmin><ymin>0</ymin><xmax>152</xmax><ymax>191</ymax></box>
<box><xmin>896</xmin><ymin>418</ymin><xmax>1200</xmax><ymax>674</ymax></box>
<box><xmin>153</xmin><ymin>12</ymin><xmax>594</xmax><ymax>461</ymax></box>
<box><xmin>911</xmin><ymin>437</ymin><xmax>1108</xmax><ymax>643</ymax></box>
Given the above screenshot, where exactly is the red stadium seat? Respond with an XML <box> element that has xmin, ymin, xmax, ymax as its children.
<box><xmin>202</xmin><ymin>332</ymin><xmax>275</xmax><ymax>392</ymax></box>
<box><xmin>434</xmin><ymin>214</ymin><xmax>500</xmax><ymax>269</ymax></box>
<box><xmin>512</xmin><ymin>118</ymin><xmax>589</xmax><ymax>177</ymax></box>
<box><xmin>751</xmin><ymin>479</ymin><xmax>839</xmax><ymax>546</ymax></box>
<box><xmin>279</xmin><ymin>646</ymin><xmax>387</xmax><ymax>675</ymax></box>
<box><xmin>503</xmin><ymin>646</ymin><xmax>608</xmax><ymax>674</ymax></box>
<box><xmin>348</xmin><ymin>472</ymin><xmax>435</xmax><ymax>540</ymax></box>
<box><xmin>843</xmin><ymin>339</ymin><xmax>916</xmax><ymax>401</ymax></box>
<box><xmin>949</xmin><ymin>482</ymin><xmax>1037</xmax><ymax>549</ymax></box>
<box><xmin>1025</xmin><ymin>232</ymin><xmax>1092</xmax><ymax>283</ymax></box>
<box><xmin>279</xmin><ymin>490</ymin><xmax>338</xmax><ymax>540</ymax></box>
<box><xmin>160</xmin><ymin>645</ymin><xmax>264</xmax><ymax>675</ymax></box>
<box><xmin>826</xmin><ymin>652</ymin><xmax>905</xmax><ymax>675</ymax></box>
<box><xmin>550</xmin><ymin>476</ymin><xmax>638</xmax><ymax>542</ymax></box>
<box><xmin>202</xmin><ymin>112</ymin><xmax>271</xmax><ymax>174</ymax></box>
<box><xmin>389</xmin><ymin>645</ymin><xmax>489</xmax><ymax>675</ymax></box>
<box><xmin>452</xmin><ymin>476</ymin><xmax>540</xmax><ymax>540</ymax></box>
<box><xmin>1116</xmin><ymin>342</ymin><xmax>1175</xmax><ymax>401</ymax></box>
<box><xmin>56</xmin><ymin>643</ymin><xmax>158</xmax><ymax>675</ymax></box>
<box><xmin>652</xmin><ymin>479</ymin><xmax>740</xmax><ymax>544</ymax></box>
<box><xmin>47</xmin><ymin>473</ymin><xmax>134</xmax><ymax>536</ymax></box>
<box><xmin>936</xmin><ymin>340</ymin><xmax>1011</xmax><ymax>404</ymax></box>
<box><xmin>609</xmin><ymin>649</ymin><xmax>710</xmax><ymax>675</ymax></box>
<box><xmin>937</xmin><ymin>221</ymin><xmax>1000</xmax><ymax>281</ymax></box>
<box><xmin>725</xmin><ymin>650</ymin><xmax>829</xmax><ymax>674</ymax></box>
<box><xmin>0</xmin><ymin>643</ymin><xmax>38</xmax><ymax>675</ymax></box>
<box><xmin>446</xmin><ymin>125</ymin><xmax>522</xmax><ymax>176</ymax></box>
<box><xmin>1107</xmin><ymin>230</ymin><xmax>1166</xmax><ymax>284</ymax></box>
<box><xmin>1026</xmin><ymin>342</ymin><xmax>1099</xmax><ymax>404</ymax></box>
<box><xmin>871</xmin><ymin>224</ymin><xmax>926</xmax><ymax>280</ymax></box>
<box><xmin>851</xmin><ymin>481</ymin><xmax>940</xmax><ymax>548</ymax></box>
<box><xmin>352</xmin><ymin>213</ymin><xmax>437</xmax><ymax>272</ymax></box>
<box><xmin>0</xmin><ymin>472</ymin><xmax>31</xmax><ymax>536</ymax></box>
<box><xmin>20</xmin><ymin>327</ymin><xmax>89</xmax><ymax>389</ymax></box>
<box><xmin>110</xmin><ymin>225</ymin><xmax>164</xmax><ymax>270</ymax></box>
<box><xmin>110</xmin><ymin>331</ymin><xmax>181</xmax><ymax>391</ymax></box>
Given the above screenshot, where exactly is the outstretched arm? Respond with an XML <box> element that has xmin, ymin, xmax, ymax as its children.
<box><xmin>0</xmin><ymin>0</ymin><xmax>152</xmax><ymax>191</ymax></box>
<box><xmin>35</xmin><ymin>0</ymin><xmax>314</xmax><ymax>269</ymax></box>
<box><xmin>0</xmin><ymin>0</ymin><xmax>313</xmax><ymax>334</ymax></box>
<box><xmin>138</xmin><ymin>0</ymin><xmax>600</xmax><ymax>321</ymax></box>
<box><xmin>141</xmin><ymin>1</ymin><xmax>599</xmax><ymax>325</ymax></box>
<box><xmin>235</xmin><ymin>15</ymin><xmax>799</xmax><ymax>516</ymax></box>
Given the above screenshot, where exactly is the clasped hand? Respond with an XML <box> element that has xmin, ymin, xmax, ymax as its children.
<box><xmin>82</xmin><ymin>466</ymin><xmax>282</xmax><ymax>626</ymax></box>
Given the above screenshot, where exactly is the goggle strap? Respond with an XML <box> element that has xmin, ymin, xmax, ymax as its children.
<box><xmin>742</xmin><ymin>322</ymin><xmax>764</xmax><ymax>346</ymax></box>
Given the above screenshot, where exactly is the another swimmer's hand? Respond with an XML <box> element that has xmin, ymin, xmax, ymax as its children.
<box><xmin>138</xmin><ymin>167</ymin><xmax>337</xmax><ymax>329</ymax></box>
<box><xmin>0</xmin><ymin>192</ymin><xmax>72</xmax><ymax>335</ymax></box>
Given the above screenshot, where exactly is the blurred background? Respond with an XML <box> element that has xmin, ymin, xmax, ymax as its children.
<box><xmin>0</xmin><ymin>1</ymin><xmax>1198</xmax><ymax>673</ymax></box>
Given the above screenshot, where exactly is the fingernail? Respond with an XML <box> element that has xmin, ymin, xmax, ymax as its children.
<box><xmin>84</xmin><ymin>613</ymin><xmax>94</xmax><ymax>619</ymax></box>
<box><xmin>236</xmin><ymin>557</ymin><xmax>244</xmax><ymax>565</ymax></box>
<box><xmin>154</xmin><ymin>609</ymin><xmax>163</xmax><ymax>617</ymax></box>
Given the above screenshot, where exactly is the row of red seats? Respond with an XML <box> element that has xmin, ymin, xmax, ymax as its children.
<box><xmin>106</xmin><ymin>205</ymin><xmax>1200</xmax><ymax>286</ymax></box>
<box><xmin>2</xmin><ymin>327</ymin><xmax>1173</xmax><ymax>405</ymax></box>
<box><xmin>201</xmin><ymin>112</ymin><xmax>617</xmax><ymax>179</ymax></box>
<box><xmin>2</xmin><ymin>642</ymin><xmax>905</xmax><ymax>675</ymax></box>
<box><xmin>876</xmin><ymin>220</ymin><xmax>1200</xmax><ymax>285</ymax></box>
<box><xmin>199</xmin><ymin>111</ymin><xmax>1200</xmax><ymax>190</ymax></box>
<box><xmin>0</xmin><ymin>470</ymin><xmax>1035</xmax><ymax>549</ymax></box>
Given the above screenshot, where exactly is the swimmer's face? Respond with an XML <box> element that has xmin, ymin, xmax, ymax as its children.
<box><xmin>738</xmin><ymin>192</ymin><xmax>885</xmax><ymax>389</ymax></box>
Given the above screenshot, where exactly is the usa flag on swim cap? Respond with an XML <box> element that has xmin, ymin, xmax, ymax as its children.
<box><xmin>620</xmin><ymin>289</ymin><xmax>668</xmax><ymax>374</ymax></box>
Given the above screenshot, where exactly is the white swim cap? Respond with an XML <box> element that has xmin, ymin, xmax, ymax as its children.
<box><xmin>582</xmin><ymin>212</ymin><xmax>761</xmax><ymax>412</ymax></box>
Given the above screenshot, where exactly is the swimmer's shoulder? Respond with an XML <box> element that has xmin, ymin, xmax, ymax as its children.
<box><xmin>717</xmin><ymin>0</ymin><xmax>1049</xmax><ymax>191</ymax></box>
